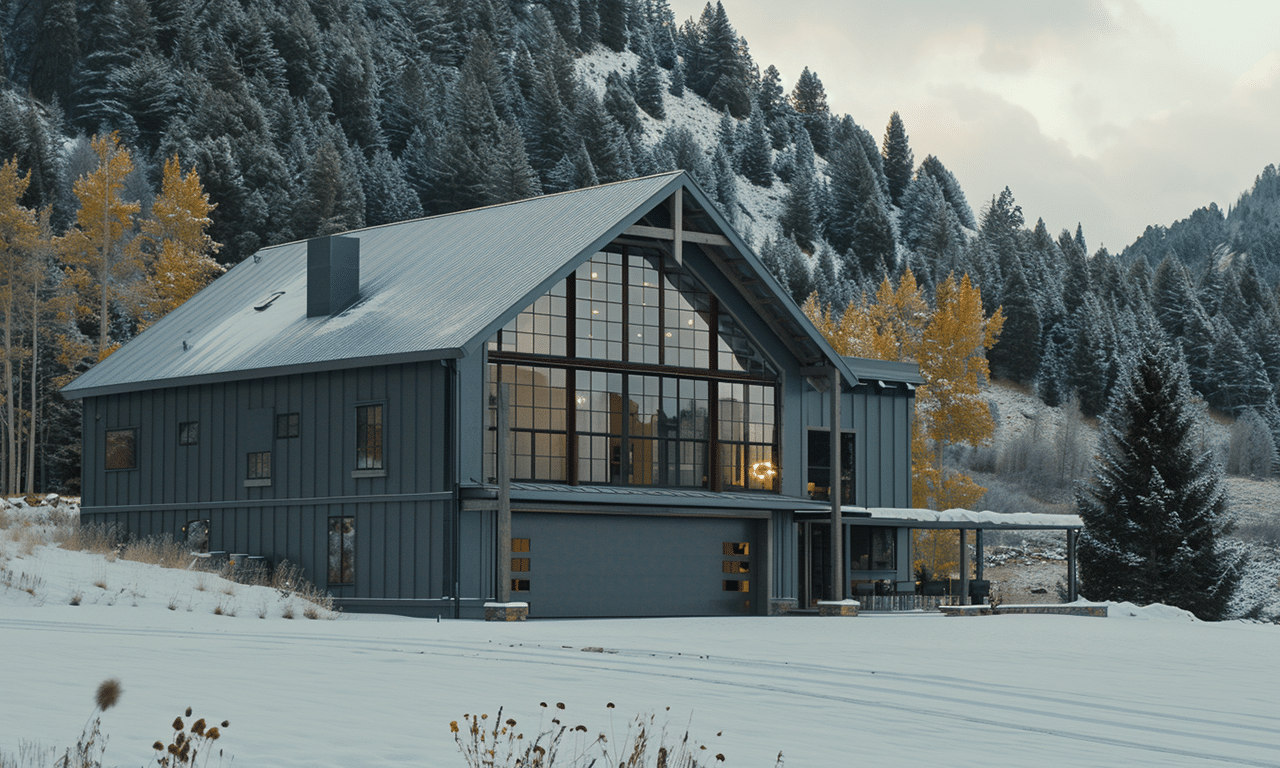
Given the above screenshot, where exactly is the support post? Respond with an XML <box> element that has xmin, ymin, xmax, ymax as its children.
<box><xmin>975</xmin><ymin>528</ymin><xmax>985</xmax><ymax>580</ymax></box>
<box><xmin>958</xmin><ymin>529</ymin><xmax>969</xmax><ymax>605</ymax></box>
<box><xmin>497</xmin><ymin>383</ymin><xmax>511</xmax><ymax>604</ymax></box>
<box><xmin>829</xmin><ymin>366</ymin><xmax>843</xmax><ymax>601</ymax></box>
<box><xmin>1067</xmin><ymin>529</ymin><xmax>1078</xmax><ymax>602</ymax></box>
<box><xmin>672</xmin><ymin>189</ymin><xmax>683</xmax><ymax>265</ymax></box>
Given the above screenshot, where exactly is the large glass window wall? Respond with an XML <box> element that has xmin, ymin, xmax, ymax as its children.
<box><xmin>486</xmin><ymin>248</ymin><xmax>779</xmax><ymax>491</ymax></box>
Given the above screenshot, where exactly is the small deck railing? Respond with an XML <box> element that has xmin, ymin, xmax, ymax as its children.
<box><xmin>857</xmin><ymin>594</ymin><xmax>964</xmax><ymax>611</ymax></box>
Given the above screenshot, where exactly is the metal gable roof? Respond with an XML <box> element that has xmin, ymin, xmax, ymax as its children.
<box><xmin>63</xmin><ymin>173</ymin><xmax>685</xmax><ymax>398</ymax></box>
<box><xmin>63</xmin><ymin>170</ymin><xmax>915</xmax><ymax>399</ymax></box>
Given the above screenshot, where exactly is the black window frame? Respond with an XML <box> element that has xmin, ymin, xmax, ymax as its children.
<box><xmin>353</xmin><ymin>402</ymin><xmax>385</xmax><ymax>475</ymax></box>
<box><xmin>246</xmin><ymin>451</ymin><xmax>272</xmax><ymax>481</ymax></box>
<box><xmin>178</xmin><ymin>421</ymin><xmax>199</xmax><ymax>446</ymax></box>
<box><xmin>105</xmin><ymin>428</ymin><xmax>138</xmax><ymax>471</ymax></box>
<box><xmin>807</xmin><ymin>428</ymin><xmax>855</xmax><ymax>505</ymax></box>
<box><xmin>328</xmin><ymin>516</ymin><xmax>355</xmax><ymax>585</ymax></box>
<box><xmin>276</xmin><ymin>413</ymin><xmax>300</xmax><ymax>439</ymax></box>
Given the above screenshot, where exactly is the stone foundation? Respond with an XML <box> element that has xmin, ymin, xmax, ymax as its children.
<box><xmin>939</xmin><ymin>605</ymin><xmax>993</xmax><ymax>617</ymax></box>
<box><xmin>768</xmin><ymin>598</ymin><xmax>799</xmax><ymax>616</ymax></box>
<box><xmin>995</xmin><ymin>603</ymin><xmax>1107</xmax><ymax>618</ymax></box>
<box><xmin>483</xmin><ymin>602</ymin><xmax>529</xmax><ymax>621</ymax></box>
<box><xmin>816</xmin><ymin>599</ymin><xmax>860</xmax><ymax>617</ymax></box>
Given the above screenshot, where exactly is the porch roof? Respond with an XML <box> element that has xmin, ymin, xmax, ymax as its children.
<box><xmin>795</xmin><ymin>506</ymin><xmax>1083</xmax><ymax>530</ymax></box>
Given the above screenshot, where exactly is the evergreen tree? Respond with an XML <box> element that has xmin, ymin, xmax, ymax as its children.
<box><xmin>756</xmin><ymin>64</ymin><xmax>790</xmax><ymax>149</ymax></box>
<box><xmin>574</xmin><ymin>90</ymin><xmax>634</xmax><ymax>184</ymax></box>
<box><xmin>597</xmin><ymin>0</ymin><xmax>628</xmax><ymax>52</ymax></box>
<box><xmin>826</xmin><ymin>140</ymin><xmax>894</xmax><ymax>277</ymax></box>
<box><xmin>1069</xmin><ymin>296</ymin><xmax>1111</xmax><ymax>418</ymax></box>
<box><xmin>881</xmin><ymin>111</ymin><xmax>913</xmax><ymax>207</ymax></box>
<box><xmin>602</xmin><ymin>70</ymin><xmax>641</xmax><ymax>139</ymax></box>
<box><xmin>1076</xmin><ymin>342</ymin><xmax>1240</xmax><ymax>621</ymax></box>
<box><xmin>27</xmin><ymin>0</ymin><xmax>81</xmax><ymax>108</ymax></box>
<box><xmin>917</xmin><ymin>154</ymin><xmax>975</xmax><ymax>229</ymax></box>
<box><xmin>363</xmin><ymin>148</ymin><xmax>425</xmax><ymax>226</ymax></box>
<box><xmin>789</xmin><ymin>66</ymin><xmax>829</xmax><ymax>156</ymax></box>
<box><xmin>667</xmin><ymin>57</ymin><xmax>685</xmax><ymax>97</ymax></box>
<box><xmin>633</xmin><ymin>36</ymin><xmax>666</xmax><ymax>119</ymax></box>
<box><xmin>483</xmin><ymin>121</ymin><xmax>541</xmax><ymax>204</ymax></box>
<box><xmin>577</xmin><ymin>0</ymin><xmax>600</xmax><ymax>49</ymax></box>
<box><xmin>988</xmin><ymin>258</ymin><xmax>1041</xmax><ymax>385</ymax></box>
<box><xmin>697</xmin><ymin>2</ymin><xmax>751</xmax><ymax>118</ymax></box>
<box><xmin>737</xmin><ymin>101</ymin><xmax>772</xmax><ymax>187</ymax></box>
<box><xmin>711</xmin><ymin>143</ymin><xmax>737</xmax><ymax>223</ymax></box>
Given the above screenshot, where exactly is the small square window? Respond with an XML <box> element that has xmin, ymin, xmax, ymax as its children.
<box><xmin>178</xmin><ymin>422</ymin><xmax>198</xmax><ymax>446</ymax></box>
<box><xmin>105</xmin><ymin>429</ymin><xmax>137</xmax><ymax>470</ymax></box>
<box><xmin>276</xmin><ymin>413</ymin><xmax>299</xmax><ymax>439</ymax></box>
<box><xmin>511</xmin><ymin>579</ymin><xmax>530</xmax><ymax>592</ymax></box>
<box><xmin>511</xmin><ymin>538</ymin><xmax>530</xmax><ymax>553</ymax></box>
<box><xmin>247</xmin><ymin>451</ymin><xmax>271</xmax><ymax>480</ymax></box>
<box><xmin>511</xmin><ymin>557</ymin><xmax>530</xmax><ymax>572</ymax></box>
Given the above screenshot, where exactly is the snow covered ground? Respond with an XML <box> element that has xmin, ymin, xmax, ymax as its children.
<box><xmin>4</xmin><ymin>503</ymin><xmax>1280</xmax><ymax>767</ymax></box>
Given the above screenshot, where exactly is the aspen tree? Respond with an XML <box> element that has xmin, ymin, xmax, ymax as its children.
<box><xmin>0</xmin><ymin>159</ymin><xmax>41</xmax><ymax>493</ymax></box>
<box><xmin>133</xmin><ymin>156</ymin><xmax>223</xmax><ymax>329</ymax></box>
<box><xmin>57</xmin><ymin>132</ymin><xmax>141</xmax><ymax>361</ymax></box>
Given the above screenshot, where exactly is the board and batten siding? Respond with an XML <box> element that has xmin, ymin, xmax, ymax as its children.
<box><xmin>802</xmin><ymin>382</ymin><xmax>914</xmax><ymax>509</ymax></box>
<box><xmin>79</xmin><ymin>360</ymin><xmax>458</xmax><ymax>616</ymax></box>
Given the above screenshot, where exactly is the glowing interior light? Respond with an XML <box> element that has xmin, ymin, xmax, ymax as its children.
<box><xmin>591</xmin><ymin>310</ymin><xmax>599</xmax><ymax>315</ymax></box>
<box><xmin>591</xmin><ymin>272</ymin><xmax>598</xmax><ymax>279</ymax></box>
<box><xmin>749</xmin><ymin>461</ymin><xmax>777</xmax><ymax>482</ymax></box>
<box><xmin>575</xmin><ymin>395</ymin><xmax>587</xmax><ymax>405</ymax></box>
<box><xmin>665</xmin><ymin>332</ymin><xmax>673</xmax><ymax>337</ymax></box>
<box><xmin>687</xmin><ymin>319</ymin><xmax>694</xmax><ymax>326</ymax></box>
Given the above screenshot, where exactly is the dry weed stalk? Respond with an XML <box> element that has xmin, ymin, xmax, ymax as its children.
<box><xmin>152</xmin><ymin>707</ymin><xmax>231</xmax><ymax>767</ymax></box>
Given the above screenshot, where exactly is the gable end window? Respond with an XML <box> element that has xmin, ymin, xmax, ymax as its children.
<box><xmin>178</xmin><ymin>422</ymin><xmax>198</xmax><ymax>446</ymax></box>
<box><xmin>355</xmin><ymin>404</ymin><xmax>384</xmax><ymax>473</ymax></box>
<box><xmin>105</xmin><ymin>428</ymin><xmax>137</xmax><ymax>470</ymax></box>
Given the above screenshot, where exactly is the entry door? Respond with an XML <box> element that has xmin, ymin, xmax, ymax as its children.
<box><xmin>799</xmin><ymin>522</ymin><xmax>831</xmax><ymax>607</ymax></box>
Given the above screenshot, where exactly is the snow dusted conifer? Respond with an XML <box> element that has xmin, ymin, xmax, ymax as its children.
<box><xmin>1077</xmin><ymin>341</ymin><xmax>1241</xmax><ymax>621</ymax></box>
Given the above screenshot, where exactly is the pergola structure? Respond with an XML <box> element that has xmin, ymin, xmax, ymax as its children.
<box><xmin>795</xmin><ymin>506</ymin><xmax>1084</xmax><ymax>606</ymax></box>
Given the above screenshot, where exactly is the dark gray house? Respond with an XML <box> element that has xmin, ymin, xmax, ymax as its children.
<box><xmin>63</xmin><ymin>172</ymin><xmax>921</xmax><ymax>618</ymax></box>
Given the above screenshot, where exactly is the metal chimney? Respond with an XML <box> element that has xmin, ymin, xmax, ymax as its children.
<box><xmin>307</xmin><ymin>236</ymin><xmax>360</xmax><ymax>317</ymax></box>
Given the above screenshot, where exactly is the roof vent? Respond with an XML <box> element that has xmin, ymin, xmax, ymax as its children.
<box><xmin>307</xmin><ymin>236</ymin><xmax>360</xmax><ymax>318</ymax></box>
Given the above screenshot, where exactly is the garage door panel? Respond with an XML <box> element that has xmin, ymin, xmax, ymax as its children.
<box><xmin>513</xmin><ymin>512</ymin><xmax>758</xmax><ymax>618</ymax></box>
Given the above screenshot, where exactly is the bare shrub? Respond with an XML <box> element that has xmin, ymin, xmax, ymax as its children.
<box><xmin>453</xmin><ymin>704</ymin><xmax>740</xmax><ymax>768</ymax></box>
<box><xmin>119</xmin><ymin>534</ymin><xmax>189</xmax><ymax>569</ymax></box>
<box><xmin>62</xmin><ymin>522</ymin><xmax>123</xmax><ymax>555</ymax></box>
<box><xmin>281</xmin><ymin>603</ymin><xmax>294</xmax><ymax>620</ymax></box>
<box><xmin>1227</xmin><ymin>408</ymin><xmax>1275</xmax><ymax>478</ymax></box>
<box><xmin>302</xmin><ymin>605</ymin><xmax>319</xmax><ymax>620</ymax></box>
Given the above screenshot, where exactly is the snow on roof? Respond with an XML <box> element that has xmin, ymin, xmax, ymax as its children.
<box><xmin>823</xmin><ymin>506</ymin><xmax>1083</xmax><ymax>529</ymax></box>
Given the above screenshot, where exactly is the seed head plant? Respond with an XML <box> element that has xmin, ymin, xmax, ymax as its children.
<box><xmin>152</xmin><ymin>708</ymin><xmax>231</xmax><ymax>768</ymax></box>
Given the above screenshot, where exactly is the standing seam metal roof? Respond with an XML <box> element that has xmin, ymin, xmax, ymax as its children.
<box><xmin>63</xmin><ymin>171</ymin><xmax>912</xmax><ymax>398</ymax></box>
<box><xmin>63</xmin><ymin>173</ymin><xmax>684</xmax><ymax>397</ymax></box>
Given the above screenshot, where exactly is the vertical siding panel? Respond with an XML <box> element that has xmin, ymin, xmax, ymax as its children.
<box><xmin>82</xmin><ymin>400</ymin><xmax>98</xmax><ymax>505</ymax></box>
<box><xmin>388</xmin><ymin>366</ymin><xmax>405</xmax><ymax>494</ymax></box>
<box><xmin>302</xmin><ymin>373</ymin><xmax>318</xmax><ymax>499</ymax></box>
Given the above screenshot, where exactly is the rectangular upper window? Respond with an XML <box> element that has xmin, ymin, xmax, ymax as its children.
<box><xmin>247</xmin><ymin>451</ymin><xmax>271</xmax><ymax>480</ymax></box>
<box><xmin>105</xmin><ymin>428</ymin><xmax>137</xmax><ymax>470</ymax></box>
<box><xmin>355</xmin><ymin>404</ymin><xmax>383</xmax><ymax>470</ymax></box>
<box><xmin>276</xmin><ymin>413</ymin><xmax>299</xmax><ymax>439</ymax></box>
<box><xmin>178</xmin><ymin>422</ymin><xmax>198</xmax><ymax>446</ymax></box>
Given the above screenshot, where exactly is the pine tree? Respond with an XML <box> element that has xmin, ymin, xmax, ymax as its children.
<box><xmin>698</xmin><ymin>2</ymin><xmax>751</xmax><ymax>118</ymax></box>
<box><xmin>602</xmin><ymin>70</ymin><xmax>641</xmax><ymax>139</ymax></box>
<box><xmin>881</xmin><ymin>111</ymin><xmax>913</xmax><ymax>207</ymax></box>
<box><xmin>667</xmin><ymin>57</ymin><xmax>685</xmax><ymax>97</ymax></box>
<box><xmin>597</xmin><ymin>0</ymin><xmax>628</xmax><ymax>52</ymax></box>
<box><xmin>988</xmin><ymin>258</ymin><xmax>1041</xmax><ymax>385</ymax></box>
<box><xmin>363</xmin><ymin>149</ymin><xmax>425</xmax><ymax>226</ymax></box>
<box><xmin>574</xmin><ymin>90</ymin><xmax>635</xmax><ymax>184</ymax></box>
<box><xmin>737</xmin><ymin>102</ymin><xmax>772</xmax><ymax>187</ymax></box>
<box><xmin>917</xmin><ymin>155</ymin><xmax>975</xmax><ymax>229</ymax></box>
<box><xmin>789</xmin><ymin>67</ymin><xmax>829</xmax><ymax>156</ymax></box>
<box><xmin>633</xmin><ymin>36</ymin><xmax>666</xmax><ymax>119</ymax></box>
<box><xmin>1077</xmin><ymin>342</ymin><xmax>1240</xmax><ymax>620</ymax></box>
<box><xmin>826</xmin><ymin>140</ymin><xmax>895</xmax><ymax>276</ymax></box>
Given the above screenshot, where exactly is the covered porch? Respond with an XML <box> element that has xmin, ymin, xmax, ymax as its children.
<box><xmin>794</xmin><ymin>507</ymin><xmax>1084</xmax><ymax>610</ymax></box>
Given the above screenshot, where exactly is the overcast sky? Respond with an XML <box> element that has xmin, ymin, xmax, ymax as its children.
<box><xmin>667</xmin><ymin>0</ymin><xmax>1280</xmax><ymax>252</ymax></box>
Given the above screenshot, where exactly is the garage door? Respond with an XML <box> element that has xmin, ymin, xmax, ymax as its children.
<box><xmin>511</xmin><ymin>512</ymin><xmax>760</xmax><ymax>618</ymax></box>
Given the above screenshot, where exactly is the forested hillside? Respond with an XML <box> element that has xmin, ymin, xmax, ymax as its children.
<box><xmin>1</xmin><ymin>0</ymin><xmax>1278</xmax><ymax>497</ymax></box>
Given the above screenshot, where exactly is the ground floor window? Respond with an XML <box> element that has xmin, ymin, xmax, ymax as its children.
<box><xmin>850</xmin><ymin>527</ymin><xmax>895</xmax><ymax>571</ymax></box>
<box><xmin>328</xmin><ymin>516</ymin><xmax>354</xmax><ymax>584</ymax></box>
<box><xmin>105</xmin><ymin>428</ymin><xmax>137</xmax><ymax>470</ymax></box>
<box><xmin>247</xmin><ymin>451</ymin><xmax>271</xmax><ymax>480</ymax></box>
